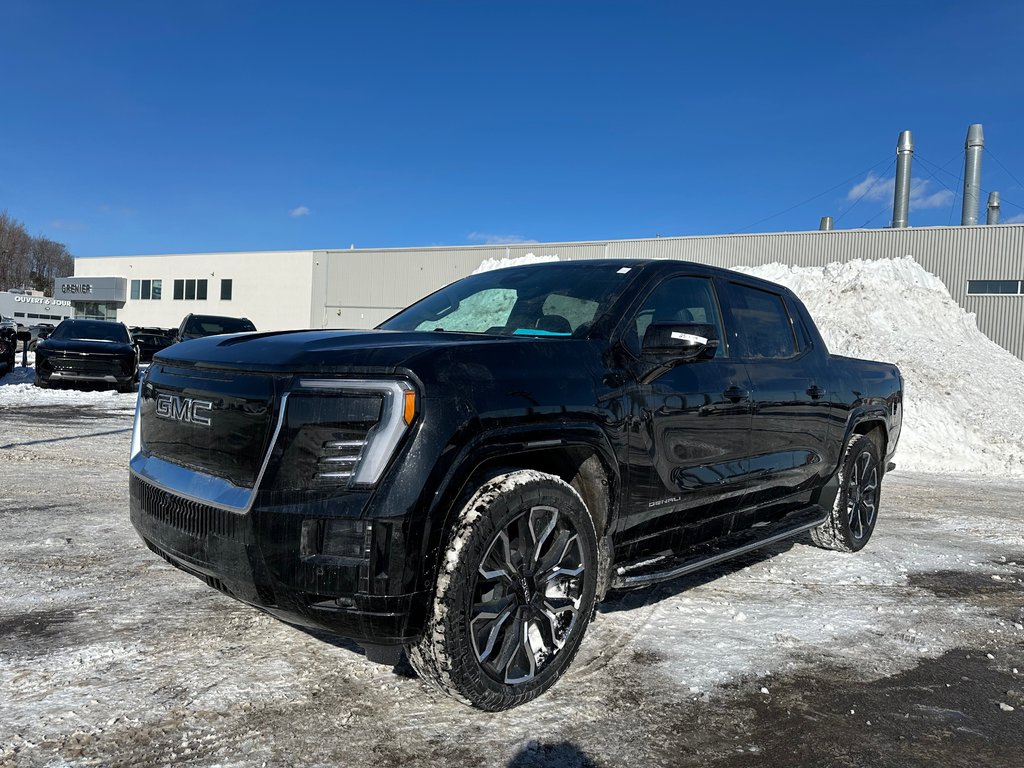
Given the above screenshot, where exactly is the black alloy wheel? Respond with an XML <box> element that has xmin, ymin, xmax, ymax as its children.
<box><xmin>845</xmin><ymin>448</ymin><xmax>879</xmax><ymax>543</ymax></box>
<box><xmin>811</xmin><ymin>434</ymin><xmax>882</xmax><ymax>552</ymax></box>
<box><xmin>470</xmin><ymin>503</ymin><xmax>587</xmax><ymax>685</ymax></box>
<box><xmin>407</xmin><ymin>469</ymin><xmax>599</xmax><ymax>711</ymax></box>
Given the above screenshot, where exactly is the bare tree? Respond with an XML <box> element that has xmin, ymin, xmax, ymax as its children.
<box><xmin>0</xmin><ymin>210</ymin><xmax>74</xmax><ymax>294</ymax></box>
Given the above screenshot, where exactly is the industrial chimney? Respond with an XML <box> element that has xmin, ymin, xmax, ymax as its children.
<box><xmin>892</xmin><ymin>130</ymin><xmax>914</xmax><ymax>228</ymax></box>
<box><xmin>987</xmin><ymin>191</ymin><xmax>1001</xmax><ymax>224</ymax></box>
<box><xmin>961</xmin><ymin>124</ymin><xmax>984</xmax><ymax>225</ymax></box>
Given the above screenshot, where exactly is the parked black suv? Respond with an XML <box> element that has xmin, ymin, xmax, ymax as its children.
<box><xmin>35</xmin><ymin>319</ymin><xmax>139</xmax><ymax>391</ymax></box>
<box><xmin>130</xmin><ymin>260</ymin><xmax>902</xmax><ymax>710</ymax></box>
<box><xmin>174</xmin><ymin>313</ymin><xmax>256</xmax><ymax>343</ymax></box>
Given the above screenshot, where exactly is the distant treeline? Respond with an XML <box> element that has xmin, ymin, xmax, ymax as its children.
<box><xmin>0</xmin><ymin>210</ymin><xmax>74</xmax><ymax>295</ymax></box>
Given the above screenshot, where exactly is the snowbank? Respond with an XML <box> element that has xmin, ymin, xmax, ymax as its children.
<box><xmin>472</xmin><ymin>252</ymin><xmax>559</xmax><ymax>274</ymax></box>
<box><xmin>736</xmin><ymin>257</ymin><xmax>1024</xmax><ymax>478</ymax></box>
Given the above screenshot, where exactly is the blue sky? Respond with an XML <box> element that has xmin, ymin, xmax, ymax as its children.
<box><xmin>3</xmin><ymin>1</ymin><xmax>1024</xmax><ymax>257</ymax></box>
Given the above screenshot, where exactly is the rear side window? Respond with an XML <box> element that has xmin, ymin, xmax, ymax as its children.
<box><xmin>725</xmin><ymin>283</ymin><xmax>797</xmax><ymax>359</ymax></box>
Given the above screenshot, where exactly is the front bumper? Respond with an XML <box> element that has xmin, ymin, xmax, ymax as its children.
<box><xmin>37</xmin><ymin>355</ymin><xmax>136</xmax><ymax>385</ymax></box>
<box><xmin>128</xmin><ymin>473</ymin><xmax>427</xmax><ymax>646</ymax></box>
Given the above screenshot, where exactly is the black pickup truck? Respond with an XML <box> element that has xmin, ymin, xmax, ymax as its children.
<box><xmin>129</xmin><ymin>259</ymin><xmax>902</xmax><ymax>710</ymax></box>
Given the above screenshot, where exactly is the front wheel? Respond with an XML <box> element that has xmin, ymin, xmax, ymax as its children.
<box><xmin>811</xmin><ymin>434</ymin><xmax>882</xmax><ymax>552</ymax></box>
<box><xmin>407</xmin><ymin>469</ymin><xmax>599</xmax><ymax>711</ymax></box>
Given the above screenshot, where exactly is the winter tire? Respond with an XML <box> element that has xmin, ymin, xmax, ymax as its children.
<box><xmin>811</xmin><ymin>434</ymin><xmax>882</xmax><ymax>552</ymax></box>
<box><xmin>33</xmin><ymin>373</ymin><xmax>48</xmax><ymax>389</ymax></box>
<box><xmin>407</xmin><ymin>469</ymin><xmax>599</xmax><ymax>711</ymax></box>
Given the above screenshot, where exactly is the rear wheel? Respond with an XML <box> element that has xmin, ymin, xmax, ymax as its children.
<box><xmin>407</xmin><ymin>469</ymin><xmax>598</xmax><ymax>711</ymax></box>
<box><xmin>811</xmin><ymin>434</ymin><xmax>882</xmax><ymax>552</ymax></box>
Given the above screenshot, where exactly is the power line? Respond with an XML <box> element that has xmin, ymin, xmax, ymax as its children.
<box><xmin>984</xmin><ymin>146</ymin><xmax>1024</xmax><ymax>194</ymax></box>
<box><xmin>730</xmin><ymin>156</ymin><xmax>891</xmax><ymax>234</ymax></box>
<box><xmin>833</xmin><ymin>159</ymin><xmax>895</xmax><ymax>224</ymax></box>
<box><xmin>946</xmin><ymin>155</ymin><xmax>963</xmax><ymax>225</ymax></box>
<box><xmin>856</xmin><ymin>175</ymin><xmax>931</xmax><ymax>229</ymax></box>
<box><xmin>919</xmin><ymin>152</ymin><xmax>1024</xmax><ymax>213</ymax></box>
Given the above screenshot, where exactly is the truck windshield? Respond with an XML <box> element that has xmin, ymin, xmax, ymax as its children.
<box><xmin>379</xmin><ymin>263</ymin><xmax>637</xmax><ymax>337</ymax></box>
<box><xmin>50</xmin><ymin>320</ymin><xmax>130</xmax><ymax>344</ymax></box>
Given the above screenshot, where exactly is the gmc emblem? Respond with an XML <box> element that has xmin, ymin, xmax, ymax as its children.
<box><xmin>155</xmin><ymin>393</ymin><xmax>213</xmax><ymax>427</ymax></box>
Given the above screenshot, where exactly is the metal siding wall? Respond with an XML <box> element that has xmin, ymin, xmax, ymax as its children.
<box><xmin>311</xmin><ymin>226</ymin><xmax>1024</xmax><ymax>358</ymax></box>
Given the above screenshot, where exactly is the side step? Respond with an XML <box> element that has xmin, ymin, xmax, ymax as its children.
<box><xmin>612</xmin><ymin>507</ymin><xmax>828</xmax><ymax>589</ymax></box>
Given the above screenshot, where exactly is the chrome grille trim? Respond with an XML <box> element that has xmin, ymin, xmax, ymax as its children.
<box><xmin>129</xmin><ymin>390</ymin><xmax>291</xmax><ymax>514</ymax></box>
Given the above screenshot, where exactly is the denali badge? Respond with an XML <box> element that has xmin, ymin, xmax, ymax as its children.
<box><xmin>155</xmin><ymin>393</ymin><xmax>213</xmax><ymax>427</ymax></box>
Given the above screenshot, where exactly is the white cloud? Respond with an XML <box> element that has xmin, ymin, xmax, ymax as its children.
<box><xmin>847</xmin><ymin>172</ymin><xmax>893</xmax><ymax>203</ymax></box>
<box><xmin>288</xmin><ymin>205</ymin><xmax>311</xmax><ymax>218</ymax></box>
<box><xmin>1004</xmin><ymin>212</ymin><xmax>1024</xmax><ymax>224</ymax></box>
<box><xmin>467</xmin><ymin>231</ymin><xmax>538</xmax><ymax>245</ymax></box>
<box><xmin>847</xmin><ymin>173</ymin><xmax>953</xmax><ymax>211</ymax></box>
<box><xmin>49</xmin><ymin>219</ymin><xmax>86</xmax><ymax>231</ymax></box>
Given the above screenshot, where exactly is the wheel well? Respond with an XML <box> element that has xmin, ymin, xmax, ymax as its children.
<box><xmin>471</xmin><ymin>447</ymin><xmax>614</xmax><ymax>536</ymax></box>
<box><xmin>852</xmin><ymin>421</ymin><xmax>887</xmax><ymax>460</ymax></box>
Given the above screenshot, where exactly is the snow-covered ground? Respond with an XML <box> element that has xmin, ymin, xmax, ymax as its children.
<box><xmin>1</xmin><ymin>410</ymin><xmax>1021</xmax><ymax>767</ymax></box>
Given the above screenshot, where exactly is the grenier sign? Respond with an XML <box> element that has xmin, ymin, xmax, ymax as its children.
<box><xmin>52</xmin><ymin>277</ymin><xmax>128</xmax><ymax>305</ymax></box>
<box><xmin>61</xmin><ymin>282</ymin><xmax>93</xmax><ymax>295</ymax></box>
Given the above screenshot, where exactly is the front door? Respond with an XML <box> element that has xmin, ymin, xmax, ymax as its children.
<box><xmin>615</xmin><ymin>275</ymin><xmax>753</xmax><ymax>559</ymax></box>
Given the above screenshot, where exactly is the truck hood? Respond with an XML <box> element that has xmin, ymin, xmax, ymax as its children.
<box><xmin>151</xmin><ymin>328</ymin><xmax>547</xmax><ymax>373</ymax></box>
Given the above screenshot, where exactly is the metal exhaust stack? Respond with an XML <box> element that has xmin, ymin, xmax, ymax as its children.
<box><xmin>987</xmin><ymin>191</ymin><xmax>1001</xmax><ymax>224</ymax></box>
<box><xmin>961</xmin><ymin>123</ymin><xmax>984</xmax><ymax>225</ymax></box>
<box><xmin>819</xmin><ymin>216</ymin><xmax>834</xmax><ymax>231</ymax></box>
<box><xmin>892</xmin><ymin>130</ymin><xmax>914</xmax><ymax>228</ymax></box>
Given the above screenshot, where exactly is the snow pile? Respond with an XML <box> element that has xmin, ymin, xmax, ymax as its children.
<box><xmin>472</xmin><ymin>252</ymin><xmax>559</xmax><ymax>274</ymax></box>
<box><xmin>736</xmin><ymin>256</ymin><xmax>1024</xmax><ymax>478</ymax></box>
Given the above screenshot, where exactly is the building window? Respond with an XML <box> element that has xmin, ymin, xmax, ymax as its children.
<box><xmin>131</xmin><ymin>279</ymin><xmax>163</xmax><ymax>300</ymax></box>
<box><xmin>967</xmin><ymin>280</ymin><xmax>1021</xmax><ymax>295</ymax></box>
<box><xmin>152</xmin><ymin>280</ymin><xmax>162</xmax><ymax>299</ymax></box>
<box><xmin>220</xmin><ymin>279</ymin><xmax>232</xmax><ymax>300</ymax></box>
<box><xmin>173</xmin><ymin>277</ymin><xmax>210</xmax><ymax>300</ymax></box>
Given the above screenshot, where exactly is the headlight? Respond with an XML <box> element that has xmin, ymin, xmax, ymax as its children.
<box><xmin>266</xmin><ymin>379</ymin><xmax>417</xmax><ymax>492</ymax></box>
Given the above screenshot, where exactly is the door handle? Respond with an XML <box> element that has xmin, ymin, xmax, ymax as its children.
<box><xmin>722</xmin><ymin>386</ymin><xmax>750</xmax><ymax>403</ymax></box>
<box><xmin>806</xmin><ymin>385</ymin><xmax>827</xmax><ymax>400</ymax></box>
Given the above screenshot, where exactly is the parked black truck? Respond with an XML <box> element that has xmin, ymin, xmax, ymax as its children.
<box><xmin>129</xmin><ymin>260</ymin><xmax>902</xmax><ymax>710</ymax></box>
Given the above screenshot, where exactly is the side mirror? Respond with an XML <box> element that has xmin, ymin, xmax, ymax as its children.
<box><xmin>16</xmin><ymin>330</ymin><xmax>32</xmax><ymax>342</ymax></box>
<box><xmin>641</xmin><ymin>322</ymin><xmax>718</xmax><ymax>361</ymax></box>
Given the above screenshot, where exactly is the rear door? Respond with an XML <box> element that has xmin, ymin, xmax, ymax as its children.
<box><xmin>716</xmin><ymin>279</ymin><xmax>833</xmax><ymax>510</ymax></box>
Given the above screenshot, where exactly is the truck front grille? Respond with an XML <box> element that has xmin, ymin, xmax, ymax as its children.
<box><xmin>130</xmin><ymin>474</ymin><xmax>242</xmax><ymax>540</ymax></box>
<box><xmin>51</xmin><ymin>356</ymin><xmax>119</xmax><ymax>374</ymax></box>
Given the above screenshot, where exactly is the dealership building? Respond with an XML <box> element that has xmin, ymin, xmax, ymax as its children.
<box><xmin>70</xmin><ymin>223</ymin><xmax>1024</xmax><ymax>359</ymax></box>
<box><xmin>0</xmin><ymin>288</ymin><xmax>74</xmax><ymax>325</ymax></box>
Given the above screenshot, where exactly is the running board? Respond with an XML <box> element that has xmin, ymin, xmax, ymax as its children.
<box><xmin>612</xmin><ymin>510</ymin><xmax>828</xmax><ymax>589</ymax></box>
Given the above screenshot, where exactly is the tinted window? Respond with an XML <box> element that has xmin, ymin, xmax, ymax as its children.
<box><xmin>184</xmin><ymin>316</ymin><xmax>256</xmax><ymax>336</ymax></box>
<box><xmin>625</xmin><ymin>276</ymin><xmax>725</xmax><ymax>356</ymax></box>
<box><xmin>50</xmin><ymin>320</ymin><xmax>130</xmax><ymax>343</ymax></box>
<box><xmin>220</xmin><ymin>279</ymin><xmax>233</xmax><ymax>300</ymax></box>
<box><xmin>173</xmin><ymin>280</ymin><xmax>184</xmax><ymax>300</ymax></box>
<box><xmin>726</xmin><ymin>283</ymin><xmax>797</xmax><ymax>359</ymax></box>
<box><xmin>381</xmin><ymin>264</ymin><xmax>636</xmax><ymax>337</ymax></box>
